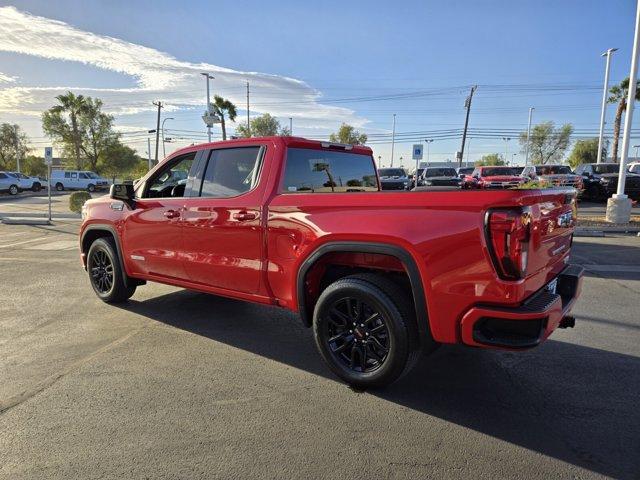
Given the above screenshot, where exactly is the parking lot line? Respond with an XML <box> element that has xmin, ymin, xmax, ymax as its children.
<box><xmin>0</xmin><ymin>235</ymin><xmax>64</xmax><ymax>248</ymax></box>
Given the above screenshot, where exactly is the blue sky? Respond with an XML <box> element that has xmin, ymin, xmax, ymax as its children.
<box><xmin>0</xmin><ymin>0</ymin><xmax>638</xmax><ymax>166</ymax></box>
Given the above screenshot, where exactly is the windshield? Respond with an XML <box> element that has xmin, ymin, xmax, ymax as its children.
<box><xmin>481</xmin><ymin>167</ymin><xmax>521</xmax><ymax>176</ymax></box>
<box><xmin>458</xmin><ymin>168</ymin><xmax>474</xmax><ymax>174</ymax></box>
<box><xmin>378</xmin><ymin>168</ymin><xmax>406</xmax><ymax>177</ymax></box>
<box><xmin>536</xmin><ymin>165</ymin><xmax>572</xmax><ymax>175</ymax></box>
<box><xmin>424</xmin><ymin>168</ymin><xmax>457</xmax><ymax>177</ymax></box>
<box><xmin>592</xmin><ymin>164</ymin><xmax>619</xmax><ymax>174</ymax></box>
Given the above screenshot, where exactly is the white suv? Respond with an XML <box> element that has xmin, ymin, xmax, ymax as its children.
<box><xmin>0</xmin><ymin>171</ymin><xmax>20</xmax><ymax>195</ymax></box>
<box><xmin>51</xmin><ymin>170</ymin><xmax>110</xmax><ymax>192</ymax></box>
<box><xmin>7</xmin><ymin>172</ymin><xmax>43</xmax><ymax>192</ymax></box>
<box><xmin>628</xmin><ymin>162</ymin><xmax>640</xmax><ymax>175</ymax></box>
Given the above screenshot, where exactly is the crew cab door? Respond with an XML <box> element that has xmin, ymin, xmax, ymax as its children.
<box><xmin>122</xmin><ymin>151</ymin><xmax>198</xmax><ymax>280</ymax></box>
<box><xmin>181</xmin><ymin>145</ymin><xmax>268</xmax><ymax>294</ymax></box>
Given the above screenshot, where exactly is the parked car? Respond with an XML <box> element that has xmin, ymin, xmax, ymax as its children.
<box><xmin>457</xmin><ymin>166</ymin><xmax>474</xmax><ymax>178</ymax></box>
<box><xmin>378</xmin><ymin>167</ymin><xmax>409</xmax><ymax>190</ymax></box>
<box><xmin>80</xmin><ymin>136</ymin><xmax>583</xmax><ymax>388</ymax></box>
<box><xmin>0</xmin><ymin>171</ymin><xmax>20</xmax><ymax>195</ymax></box>
<box><xmin>6</xmin><ymin>172</ymin><xmax>43</xmax><ymax>192</ymax></box>
<box><xmin>51</xmin><ymin>170</ymin><xmax>110</xmax><ymax>192</ymax></box>
<box><xmin>420</xmin><ymin>167</ymin><xmax>462</xmax><ymax>187</ymax></box>
<box><xmin>628</xmin><ymin>161</ymin><xmax>640</xmax><ymax>175</ymax></box>
<box><xmin>520</xmin><ymin>165</ymin><xmax>583</xmax><ymax>192</ymax></box>
<box><xmin>574</xmin><ymin>163</ymin><xmax>640</xmax><ymax>201</ymax></box>
<box><xmin>464</xmin><ymin>166</ymin><xmax>526</xmax><ymax>189</ymax></box>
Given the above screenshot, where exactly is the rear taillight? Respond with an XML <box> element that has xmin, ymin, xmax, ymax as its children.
<box><xmin>485</xmin><ymin>208</ymin><xmax>531</xmax><ymax>280</ymax></box>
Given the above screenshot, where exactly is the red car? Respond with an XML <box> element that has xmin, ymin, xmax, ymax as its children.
<box><xmin>464</xmin><ymin>166</ymin><xmax>526</xmax><ymax>189</ymax></box>
<box><xmin>80</xmin><ymin>137</ymin><xmax>583</xmax><ymax>388</ymax></box>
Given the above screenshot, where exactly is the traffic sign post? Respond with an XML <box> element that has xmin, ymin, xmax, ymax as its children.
<box><xmin>44</xmin><ymin>147</ymin><xmax>53</xmax><ymax>221</ymax></box>
<box><xmin>412</xmin><ymin>144</ymin><xmax>423</xmax><ymax>189</ymax></box>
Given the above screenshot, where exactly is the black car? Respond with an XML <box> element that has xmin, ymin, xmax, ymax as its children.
<box><xmin>378</xmin><ymin>168</ymin><xmax>409</xmax><ymax>190</ymax></box>
<box><xmin>420</xmin><ymin>167</ymin><xmax>462</xmax><ymax>187</ymax></box>
<box><xmin>574</xmin><ymin>163</ymin><xmax>640</xmax><ymax>201</ymax></box>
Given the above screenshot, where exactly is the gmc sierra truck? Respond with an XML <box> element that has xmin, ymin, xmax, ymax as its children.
<box><xmin>80</xmin><ymin>136</ymin><xmax>583</xmax><ymax>388</ymax></box>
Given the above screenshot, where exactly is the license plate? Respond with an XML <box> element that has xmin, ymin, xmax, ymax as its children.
<box><xmin>546</xmin><ymin>278</ymin><xmax>558</xmax><ymax>294</ymax></box>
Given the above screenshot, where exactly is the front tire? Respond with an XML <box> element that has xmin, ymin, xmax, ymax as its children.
<box><xmin>87</xmin><ymin>237</ymin><xmax>136</xmax><ymax>303</ymax></box>
<box><xmin>87</xmin><ymin>184</ymin><xmax>96</xmax><ymax>192</ymax></box>
<box><xmin>313</xmin><ymin>274</ymin><xmax>418</xmax><ymax>388</ymax></box>
<box><xmin>32</xmin><ymin>183</ymin><xmax>41</xmax><ymax>192</ymax></box>
<box><xmin>9</xmin><ymin>184</ymin><xmax>19</xmax><ymax>195</ymax></box>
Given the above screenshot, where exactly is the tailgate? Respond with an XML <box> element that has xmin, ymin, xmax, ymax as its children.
<box><xmin>526</xmin><ymin>191</ymin><xmax>576</xmax><ymax>277</ymax></box>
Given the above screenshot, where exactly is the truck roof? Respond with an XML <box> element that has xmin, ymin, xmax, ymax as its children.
<box><xmin>165</xmin><ymin>136</ymin><xmax>373</xmax><ymax>160</ymax></box>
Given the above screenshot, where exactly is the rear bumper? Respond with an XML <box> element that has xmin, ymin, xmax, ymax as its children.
<box><xmin>460</xmin><ymin>265</ymin><xmax>584</xmax><ymax>349</ymax></box>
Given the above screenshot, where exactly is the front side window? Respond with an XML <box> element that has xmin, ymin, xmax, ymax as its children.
<box><xmin>144</xmin><ymin>153</ymin><xmax>196</xmax><ymax>198</ymax></box>
<box><xmin>0</xmin><ymin>173</ymin><xmax>6</xmax><ymax>179</ymax></box>
<box><xmin>593</xmin><ymin>164</ymin><xmax>618</xmax><ymax>174</ymax></box>
<box><xmin>283</xmin><ymin>148</ymin><xmax>378</xmax><ymax>193</ymax></box>
<box><xmin>79</xmin><ymin>173</ymin><xmax>88</xmax><ymax>179</ymax></box>
<box><xmin>199</xmin><ymin>147</ymin><xmax>262</xmax><ymax>198</ymax></box>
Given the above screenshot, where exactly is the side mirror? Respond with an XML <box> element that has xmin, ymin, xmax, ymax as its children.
<box><xmin>110</xmin><ymin>183</ymin><xmax>135</xmax><ymax>209</ymax></box>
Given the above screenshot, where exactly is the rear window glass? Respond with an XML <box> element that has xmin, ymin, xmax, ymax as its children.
<box><xmin>424</xmin><ymin>168</ymin><xmax>457</xmax><ymax>177</ymax></box>
<box><xmin>282</xmin><ymin>148</ymin><xmax>378</xmax><ymax>193</ymax></box>
<box><xmin>536</xmin><ymin>165</ymin><xmax>572</xmax><ymax>175</ymax></box>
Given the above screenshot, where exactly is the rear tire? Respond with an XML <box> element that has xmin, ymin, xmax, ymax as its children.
<box><xmin>313</xmin><ymin>273</ymin><xmax>419</xmax><ymax>388</ymax></box>
<box><xmin>87</xmin><ymin>237</ymin><xmax>136</xmax><ymax>303</ymax></box>
<box><xmin>55</xmin><ymin>182</ymin><xmax>64</xmax><ymax>191</ymax></box>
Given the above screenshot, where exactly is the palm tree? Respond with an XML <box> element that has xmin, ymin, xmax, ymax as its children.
<box><xmin>44</xmin><ymin>92</ymin><xmax>89</xmax><ymax>169</ymax></box>
<box><xmin>211</xmin><ymin>95</ymin><xmax>237</xmax><ymax>140</ymax></box>
<box><xmin>608</xmin><ymin>77</ymin><xmax>640</xmax><ymax>162</ymax></box>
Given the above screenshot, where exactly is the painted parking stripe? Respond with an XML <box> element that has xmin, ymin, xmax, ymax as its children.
<box><xmin>25</xmin><ymin>240</ymin><xmax>78</xmax><ymax>251</ymax></box>
<box><xmin>582</xmin><ymin>264</ymin><xmax>640</xmax><ymax>273</ymax></box>
<box><xmin>0</xmin><ymin>235</ymin><xmax>64</xmax><ymax>248</ymax></box>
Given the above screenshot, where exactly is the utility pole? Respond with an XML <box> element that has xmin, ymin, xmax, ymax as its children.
<box><xmin>459</xmin><ymin>85</ymin><xmax>477</xmax><ymax>168</ymax></box>
<box><xmin>525</xmin><ymin>107</ymin><xmax>535</xmax><ymax>165</ymax></box>
<box><xmin>246</xmin><ymin>81</ymin><xmax>251</xmax><ymax>137</ymax></box>
<box><xmin>152</xmin><ymin>101</ymin><xmax>163</xmax><ymax>166</ymax></box>
<box><xmin>597</xmin><ymin>48</ymin><xmax>618</xmax><ymax>163</ymax></box>
<box><xmin>390</xmin><ymin>114</ymin><xmax>396</xmax><ymax>167</ymax></box>
<box><xmin>607</xmin><ymin>0</ymin><xmax>640</xmax><ymax>224</ymax></box>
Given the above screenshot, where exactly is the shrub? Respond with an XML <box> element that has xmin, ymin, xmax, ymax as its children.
<box><xmin>514</xmin><ymin>179</ymin><xmax>553</xmax><ymax>189</ymax></box>
<box><xmin>69</xmin><ymin>191</ymin><xmax>92</xmax><ymax>213</ymax></box>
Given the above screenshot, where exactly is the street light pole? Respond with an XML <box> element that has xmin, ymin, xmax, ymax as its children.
<box><xmin>201</xmin><ymin>73</ymin><xmax>214</xmax><ymax>142</ymax></box>
<box><xmin>425</xmin><ymin>139</ymin><xmax>434</xmax><ymax>165</ymax></box>
<box><xmin>503</xmin><ymin>137</ymin><xmax>511</xmax><ymax>164</ymax></box>
<box><xmin>525</xmin><ymin>107</ymin><xmax>534</xmax><ymax>165</ymax></box>
<box><xmin>466</xmin><ymin>137</ymin><xmax>471</xmax><ymax>166</ymax></box>
<box><xmin>607</xmin><ymin>1</ymin><xmax>640</xmax><ymax>224</ymax></box>
<box><xmin>390</xmin><ymin>114</ymin><xmax>396</xmax><ymax>167</ymax></box>
<box><xmin>289</xmin><ymin>117</ymin><xmax>293</xmax><ymax>135</ymax></box>
<box><xmin>597</xmin><ymin>48</ymin><xmax>618</xmax><ymax>164</ymax></box>
<box><xmin>634</xmin><ymin>144</ymin><xmax>640</xmax><ymax>158</ymax></box>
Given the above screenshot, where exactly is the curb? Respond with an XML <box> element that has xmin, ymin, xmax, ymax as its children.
<box><xmin>1</xmin><ymin>217</ymin><xmax>51</xmax><ymax>226</ymax></box>
<box><xmin>575</xmin><ymin>227</ymin><xmax>640</xmax><ymax>237</ymax></box>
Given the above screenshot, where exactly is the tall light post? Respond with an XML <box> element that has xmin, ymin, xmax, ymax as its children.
<box><xmin>289</xmin><ymin>117</ymin><xmax>293</xmax><ymax>135</ymax></box>
<box><xmin>525</xmin><ymin>107</ymin><xmax>534</xmax><ymax>165</ymax></box>
<box><xmin>377</xmin><ymin>155</ymin><xmax>382</xmax><ymax>167</ymax></box>
<box><xmin>502</xmin><ymin>137</ymin><xmax>511</xmax><ymax>164</ymax></box>
<box><xmin>512</xmin><ymin>153</ymin><xmax>518</xmax><ymax>166</ymax></box>
<box><xmin>201</xmin><ymin>72</ymin><xmax>215</xmax><ymax>142</ymax></box>
<box><xmin>390</xmin><ymin>114</ymin><xmax>396</xmax><ymax>167</ymax></box>
<box><xmin>607</xmin><ymin>2</ymin><xmax>639</xmax><ymax>224</ymax></box>
<box><xmin>597</xmin><ymin>48</ymin><xmax>618</xmax><ymax>163</ymax></box>
<box><xmin>466</xmin><ymin>137</ymin><xmax>472</xmax><ymax>166</ymax></box>
<box><xmin>634</xmin><ymin>144</ymin><xmax>640</xmax><ymax>158</ymax></box>
<box><xmin>425</xmin><ymin>139</ymin><xmax>434</xmax><ymax>165</ymax></box>
<box><xmin>161</xmin><ymin>117</ymin><xmax>174</xmax><ymax>158</ymax></box>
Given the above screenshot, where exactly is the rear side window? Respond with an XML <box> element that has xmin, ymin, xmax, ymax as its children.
<box><xmin>199</xmin><ymin>147</ymin><xmax>263</xmax><ymax>198</ymax></box>
<box><xmin>283</xmin><ymin>148</ymin><xmax>378</xmax><ymax>193</ymax></box>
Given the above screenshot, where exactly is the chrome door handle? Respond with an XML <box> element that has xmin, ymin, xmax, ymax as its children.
<box><xmin>233</xmin><ymin>211</ymin><xmax>258</xmax><ymax>221</ymax></box>
<box><xmin>164</xmin><ymin>209</ymin><xmax>180</xmax><ymax>219</ymax></box>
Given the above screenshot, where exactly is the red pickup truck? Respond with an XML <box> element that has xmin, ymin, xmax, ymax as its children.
<box><xmin>80</xmin><ymin>136</ymin><xmax>583</xmax><ymax>388</ymax></box>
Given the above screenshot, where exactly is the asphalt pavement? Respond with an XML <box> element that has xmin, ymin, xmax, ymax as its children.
<box><xmin>0</xmin><ymin>220</ymin><xmax>638</xmax><ymax>479</ymax></box>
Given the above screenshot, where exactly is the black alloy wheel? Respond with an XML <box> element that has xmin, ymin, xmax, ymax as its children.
<box><xmin>89</xmin><ymin>248</ymin><xmax>114</xmax><ymax>295</ymax></box>
<box><xmin>323</xmin><ymin>297</ymin><xmax>390</xmax><ymax>373</ymax></box>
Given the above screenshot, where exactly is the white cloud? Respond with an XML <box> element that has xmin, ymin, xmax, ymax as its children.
<box><xmin>0</xmin><ymin>6</ymin><xmax>366</xmax><ymax>132</ymax></box>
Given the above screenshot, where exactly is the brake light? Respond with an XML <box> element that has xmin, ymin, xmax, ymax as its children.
<box><xmin>486</xmin><ymin>208</ymin><xmax>531</xmax><ymax>280</ymax></box>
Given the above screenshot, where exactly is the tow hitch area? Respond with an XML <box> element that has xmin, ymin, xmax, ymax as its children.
<box><xmin>558</xmin><ymin>315</ymin><xmax>576</xmax><ymax>329</ymax></box>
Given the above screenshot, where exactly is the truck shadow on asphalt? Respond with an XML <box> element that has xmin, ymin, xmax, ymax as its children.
<box><xmin>121</xmin><ymin>291</ymin><xmax>639</xmax><ymax>480</ymax></box>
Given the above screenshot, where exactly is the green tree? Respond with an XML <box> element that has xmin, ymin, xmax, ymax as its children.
<box><xmin>22</xmin><ymin>155</ymin><xmax>47</xmax><ymax>177</ymax></box>
<box><xmin>607</xmin><ymin>77</ymin><xmax>640</xmax><ymax>162</ymax></box>
<box><xmin>567</xmin><ymin>137</ymin><xmax>607</xmax><ymax>169</ymax></box>
<box><xmin>211</xmin><ymin>95</ymin><xmax>237</xmax><ymax>141</ymax></box>
<box><xmin>475</xmin><ymin>153</ymin><xmax>505</xmax><ymax>166</ymax></box>
<box><xmin>79</xmin><ymin>97</ymin><xmax>118</xmax><ymax>171</ymax></box>
<box><xmin>0</xmin><ymin>123</ymin><xmax>29</xmax><ymax>170</ymax></box>
<box><xmin>42</xmin><ymin>91</ymin><xmax>89</xmax><ymax>169</ymax></box>
<box><xmin>519</xmin><ymin>121</ymin><xmax>573</xmax><ymax>165</ymax></box>
<box><xmin>98</xmin><ymin>141</ymin><xmax>141</xmax><ymax>182</ymax></box>
<box><xmin>329</xmin><ymin>123</ymin><xmax>368</xmax><ymax>145</ymax></box>
<box><xmin>236</xmin><ymin>113</ymin><xmax>289</xmax><ymax>137</ymax></box>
